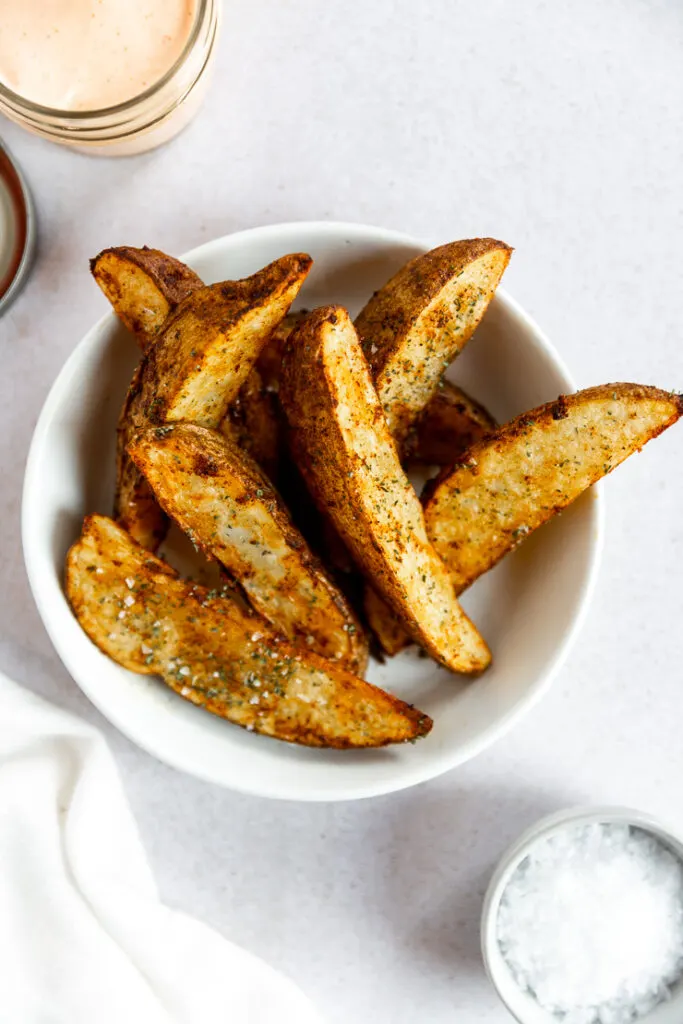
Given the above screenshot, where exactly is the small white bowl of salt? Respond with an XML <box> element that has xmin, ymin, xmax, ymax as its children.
<box><xmin>481</xmin><ymin>806</ymin><xmax>683</xmax><ymax>1024</ymax></box>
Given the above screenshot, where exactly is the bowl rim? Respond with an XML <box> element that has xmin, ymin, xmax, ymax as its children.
<box><xmin>480</xmin><ymin>804</ymin><xmax>683</xmax><ymax>1023</ymax></box>
<box><xmin>21</xmin><ymin>220</ymin><xmax>604</xmax><ymax>801</ymax></box>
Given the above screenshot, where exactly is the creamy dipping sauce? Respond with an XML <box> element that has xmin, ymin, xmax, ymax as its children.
<box><xmin>0</xmin><ymin>0</ymin><xmax>196</xmax><ymax>111</ymax></box>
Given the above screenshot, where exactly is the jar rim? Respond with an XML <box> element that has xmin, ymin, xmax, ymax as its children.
<box><xmin>0</xmin><ymin>0</ymin><xmax>210</xmax><ymax>121</ymax></box>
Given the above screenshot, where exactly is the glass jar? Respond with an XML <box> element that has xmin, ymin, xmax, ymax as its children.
<box><xmin>0</xmin><ymin>0</ymin><xmax>220</xmax><ymax>157</ymax></box>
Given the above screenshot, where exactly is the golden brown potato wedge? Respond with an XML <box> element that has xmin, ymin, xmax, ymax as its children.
<box><xmin>92</xmin><ymin>246</ymin><xmax>286</xmax><ymax>477</ymax></box>
<box><xmin>279</xmin><ymin>305</ymin><xmax>491</xmax><ymax>675</ymax></box>
<box><xmin>65</xmin><ymin>515</ymin><xmax>430</xmax><ymax>748</ymax></box>
<box><xmin>364</xmin><ymin>380</ymin><xmax>496</xmax><ymax>653</ymax></box>
<box><xmin>217</xmin><ymin>312</ymin><xmax>312</xmax><ymax>476</ymax></box>
<box><xmin>116</xmin><ymin>253</ymin><xmax>312</xmax><ymax>549</ymax></box>
<box><xmin>218</xmin><ymin>367</ymin><xmax>280</xmax><ymax>477</ymax></box>
<box><xmin>404</xmin><ymin>380</ymin><xmax>496</xmax><ymax>465</ymax></box>
<box><xmin>363</xmin><ymin>585</ymin><xmax>411</xmax><ymax>657</ymax></box>
<box><xmin>128</xmin><ymin>423</ymin><xmax>368</xmax><ymax>674</ymax></box>
<box><xmin>255</xmin><ymin>310</ymin><xmax>308</xmax><ymax>391</ymax></box>
<box><xmin>356</xmin><ymin>238</ymin><xmax>512</xmax><ymax>442</ymax></box>
<box><xmin>425</xmin><ymin>384</ymin><xmax>683</xmax><ymax>592</ymax></box>
<box><xmin>91</xmin><ymin>246</ymin><xmax>203</xmax><ymax>351</ymax></box>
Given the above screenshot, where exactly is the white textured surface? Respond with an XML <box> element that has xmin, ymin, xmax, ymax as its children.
<box><xmin>497</xmin><ymin>824</ymin><xmax>683</xmax><ymax>1021</ymax></box>
<box><xmin>1</xmin><ymin>1</ymin><xmax>682</xmax><ymax>1020</ymax></box>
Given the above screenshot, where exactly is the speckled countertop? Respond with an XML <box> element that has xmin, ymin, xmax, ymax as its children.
<box><xmin>1</xmin><ymin>1</ymin><xmax>682</xmax><ymax>1020</ymax></box>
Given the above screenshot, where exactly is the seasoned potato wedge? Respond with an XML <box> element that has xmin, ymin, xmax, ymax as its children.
<box><xmin>255</xmin><ymin>310</ymin><xmax>308</xmax><ymax>391</ymax></box>
<box><xmin>128</xmin><ymin>423</ymin><xmax>368</xmax><ymax>673</ymax></box>
<box><xmin>217</xmin><ymin>312</ymin><xmax>310</xmax><ymax>475</ymax></box>
<box><xmin>363</xmin><ymin>585</ymin><xmax>411</xmax><ymax>657</ymax></box>
<box><xmin>365</xmin><ymin>382</ymin><xmax>496</xmax><ymax>654</ymax></box>
<box><xmin>91</xmin><ymin>246</ymin><xmax>203</xmax><ymax>351</ymax></box>
<box><xmin>116</xmin><ymin>253</ymin><xmax>312</xmax><ymax>549</ymax></box>
<box><xmin>66</xmin><ymin>515</ymin><xmax>429</xmax><ymax>748</ymax></box>
<box><xmin>404</xmin><ymin>380</ymin><xmax>496</xmax><ymax>465</ymax></box>
<box><xmin>218</xmin><ymin>367</ymin><xmax>280</xmax><ymax>477</ymax></box>
<box><xmin>425</xmin><ymin>384</ymin><xmax>683</xmax><ymax>592</ymax></box>
<box><xmin>364</xmin><ymin>381</ymin><xmax>496</xmax><ymax>652</ymax></box>
<box><xmin>356</xmin><ymin>239</ymin><xmax>511</xmax><ymax>441</ymax></box>
<box><xmin>92</xmin><ymin>246</ymin><xmax>286</xmax><ymax>476</ymax></box>
<box><xmin>279</xmin><ymin>306</ymin><xmax>491</xmax><ymax>675</ymax></box>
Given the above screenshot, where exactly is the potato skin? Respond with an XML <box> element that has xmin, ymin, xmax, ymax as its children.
<box><xmin>128</xmin><ymin>423</ymin><xmax>368</xmax><ymax>674</ymax></box>
<box><xmin>403</xmin><ymin>380</ymin><xmax>496</xmax><ymax>466</ymax></box>
<box><xmin>279</xmin><ymin>305</ymin><xmax>491</xmax><ymax>675</ymax></box>
<box><xmin>425</xmin><ymin>383</ymin><xmax>683</xmax><ymax>592</ymax></box>
<box><xmin>116</xmin><ymin>254</ymin><xmax>312</xmax><ymax>550</ymax></box>
<box><xmin>356</xmin><ymin>238</ymin><xmax>511</xmax><ymax>441</ymax></box>
<box><xmin>65</xmin><ymin>515</ymin><xmax>430</xmax><ymax>748</ymax></box>
<box><xmin>91</xmin><ymin>246</ymin><xmax>203</xmax><ymax>351</ymax></box>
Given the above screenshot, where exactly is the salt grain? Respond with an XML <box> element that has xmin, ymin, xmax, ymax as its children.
<box><xmin>497</xmin><ymin>822</ymin><xmax>683</xmax><ymax>1024</ymax></box>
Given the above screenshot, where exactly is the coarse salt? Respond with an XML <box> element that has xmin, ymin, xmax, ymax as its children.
<box><xmin>497</xmin><ymin>822</ymin><xmax>683</xmax><ymax>1024</ymax></box>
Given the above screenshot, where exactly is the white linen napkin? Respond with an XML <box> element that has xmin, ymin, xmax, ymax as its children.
<box><xmin>0</xmin><ymin>670</ymin><xmax>323</xmax><ymax>1024</ymax></box>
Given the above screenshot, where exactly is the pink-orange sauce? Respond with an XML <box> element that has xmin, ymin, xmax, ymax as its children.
<box><xmin>0</xmin><ymin>0</ymin><xmax>196</xmax><ymax>111</ymax></box>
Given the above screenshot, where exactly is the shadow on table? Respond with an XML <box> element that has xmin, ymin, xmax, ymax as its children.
<box><xmin>373</xmin><ymin>781</ymin><xmax>575</xmax><ymax>978</ymax></box>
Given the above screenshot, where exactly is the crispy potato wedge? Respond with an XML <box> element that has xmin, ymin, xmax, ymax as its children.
<box><xmin>116</xmin><ymin>253</ymin><xmax>312</xmax><ymax>549</ymax></box>
<box><xmin>279</xmin><ymin>305</ymin><xmax>491</xmax><ymax>675</ymax></box>
<box><xmin>356</xmin><ymin>238</ymin><xmax>511</xmax><ymax>441</ymax></box>
<box><xmin>66</xmin><ymin>515</ymin><xmax>429</xmax><ymax>748</ymax></box>
<box><xmin>364</xmin><ymin>381</ymin><xmax>496</xmax><ymax>653</ymax></box>
<box><xmin>218</xmin><ymin>312</ymin><xmax>308</xmax><ymax>474</ymax></box>
<box><xmin>255</xmin><ymin>310</ymin><xmax>308</xmax><ymax>391</ymax></box>
<box><xmin>218</xmin><ymin>366</ymin><xmax>280</xmax><ymax>477</ymax></box>
<box><xmin>91</xmin><ymin>246</ymin><xmax>203</xmax><ymax>351</ymax></box>
<box><xmin>92</xmin><ymin>246</ymin><xmax>286</xmax><ymax>477</ymax></box>
<box><xmin>425</xmin><ymin>384</ymin><xmax>683</xmax><ymax>592</ymax></box>
<box><xmin>128</xmin><ymin>423</ymin><xmax>368</xmax><ymax>674</ymax></box>
<box><xmin>363</xmin><ymin>585</ymin><xmax>411</xmax><ymax>657</ymax></box>
<box><xmin>404</xmin><ymin>380</ymin><xmax>496</xmax><ymax>465</ymax></box>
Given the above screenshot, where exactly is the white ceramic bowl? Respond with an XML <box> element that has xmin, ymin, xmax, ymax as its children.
<box><xmin>22</xmin><ymin>221</ymin><xmax>603</xmax><ymax>801</ymax></box>
<box><xmin>481</xmin><ymin>805</ymin><xmax>683</xmax><ymax>1024</ymax></box>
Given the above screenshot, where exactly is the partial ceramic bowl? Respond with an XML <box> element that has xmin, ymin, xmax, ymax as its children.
<box><xmin>22</xmin><ymin>221</ymin><xmax>603</xmax><ymax>801</ymax></box>
<box><xmin>481</xmin><ymin>805</ymin><xmax>683</xmax><ymax>1023</ymax></box>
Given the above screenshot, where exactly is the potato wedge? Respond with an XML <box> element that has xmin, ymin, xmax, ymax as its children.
<box><xmin>116</xmin><ymin>253</ymin><xmax>312</xmax><ymax>549</ymax></box>
<box><xmin>404</xmin><ymin>380</ymin><xmax>496</xmax><ymax>465</ymax></box>
<box><xmin>425</xmin><ymin>384</ymin><xmax>683</xmax><ymax>592</ymax></box>
<box><xmin>92</xmin><ymin>246</ymin><xmax>286</xmax><ymax>476</ymax></box>
<box><xmin>91</xmin><ymin>246</ymin><xmax>203</xmax><ymax>351</ymax></box>
<box><xmin>218</xmin><ymin>367</ymin><xmax>280</xmax><ymax>477</ymax></box>
<box><xmin>363</xmin><ymin>585</ymin><xmax>411</xmax><ymax>657</ymax></box>
<box><xmin>66</xmin><ymin>515</ymin><xmax>429</xmax><ymax>748</ymax></box>
<box><xmin>128</xmin><ymin>423</ymin><xmax>368</xmax><ymax>674</ymax></box>
<box><xmin>356</xmin><ymin>238</ymin><xmax>511</xmax><ymax>441</ymax></box>
<box><xmin>255</xmin><ymin>310</ymin><xmax>308</xmax><ymax>391</ymax></box>
<box><xmin>216</xmin><ymin>315</ymin><xmax>311</xmax><ymax>477</ymax></box>
<box><xmin>279</xmin><ymin>305</ymin><xmax>491</xmax><ymax>675</ymax></box>
<box><xmin>365</xmin><ymin>381</ymin><xmax>496</xmax><ymax>654</ymax></box>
